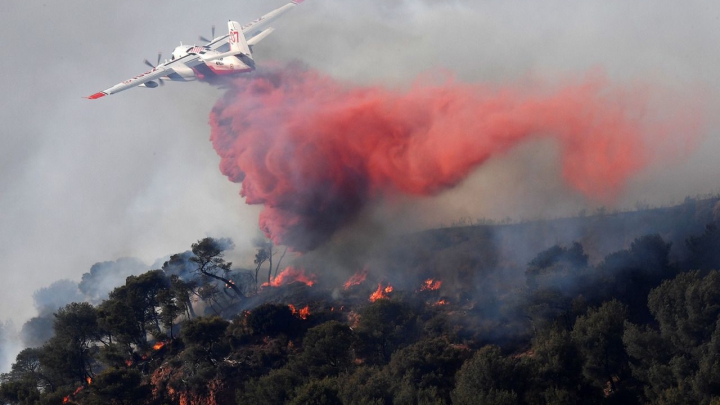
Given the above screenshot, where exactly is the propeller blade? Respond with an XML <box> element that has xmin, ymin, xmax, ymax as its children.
<box><xmin>156</xmin><ymin>52</ymin><xmax>162</xmax><ymax>66</ymax></box>
<box><xmin>199</xmin><ymin>35</ymin><xmax>211</xmax><ymax>43</ymax></box>
<box><xmin>143</xmin><ymin>59</ymin><xmax>155</xmax><ymax>68</ymax></box>
<box><xmin>211</xmin><ymin>25</ymin><xmax>215</xmax><ymax>39</ymax></box>
<box><xmin>157</xmin><ymin>77</ymin><xmax>165</xmax><ymax>86</ymax></box>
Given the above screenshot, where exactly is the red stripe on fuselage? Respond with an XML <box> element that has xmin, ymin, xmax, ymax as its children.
<box><xmin>86</xmin><ymin>92</ymin><xmax>106</xmax><ymax>99</ymax></box>
<box><xmin>206</xmin><ymin>65</ymin><xmax>253</xmax><ymax>75</ymax></box>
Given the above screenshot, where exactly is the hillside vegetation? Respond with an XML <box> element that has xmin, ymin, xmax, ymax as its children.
<box><xmin>3</xmin><ymin>197</ymin><xmax>720</xmax><ymax>405</ymax></box>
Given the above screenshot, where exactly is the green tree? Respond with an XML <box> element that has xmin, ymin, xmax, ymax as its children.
<box><xmin>648</xmin><ymin>270</ymin><xmax>720</xmax><ymax>351</ymax></box>
<box><xmin>96</xmin><ymin>298</ymin><xmax>142</xmax><ymax>348</ymax></box>
<box><xmin>180</xmin><ymin>316</ymin><xmax>230</xmax><ymax>365</ymax></box>
<box><xmin>169</xmin><ymin>274</ymin><xmax>196</xmax><ymax>319</ymax></box>
<box><xmin>528</xmin><ymin>325</ymin><xmax>594</xmax><ymax>403</ymax></box>
<box><xmin>181</xmin><ymin>316</ymin><xmax>229</xmax><ymax>348</ymax></box>
<box><xmin>523</xmin><ymin>243</ymin><xmax>591</xmax><ymax>332</ymax></box>
<box><xmin>336</xmin><ymin>366</ymin><xmax>392</xmax><ymax>405</ymax></box>
<box><xmin>355</xmin><ymin>300</ymin><xmax>419</xmax><ymax>364</ymax></box>
<box><xmin>452</xmin><ymin>345</ymin><xmax>523</xmax><ymax>405</ymax></box>
<box><xmin>693</xmin><ymin>320</ymin><xmax>720</xmax><ymax>403</ymax></box>
<box><xmin>0</xmin><ymin>378</ymin><xmax>41</xmax><ymax>405</ymax></box>
<box><xmin>686</xmin><ymin>223</ymin><xmax>720</xmax><ymax>270</ymax></box>
<box><xmin>624</xmin><ymin>271</ymin><xmax>720</xmax><ymax>404</ymax></box>
<box><xmin>39</xmin><ymin>302</ymin><xmax>102</xmax><ymax>387</ymax></box>
<box><xmin>190</xmin><ymin>238</ymin><xmax>243</xmax><ymax>298</ymax></box>
<box><xmin>571</xmin><ymin>300</ymin><xmax>629</xmax><ymax>393</ymax></box>
<box><xmin>0</xmin><ymin>348</ymin><xmax>46</xmax><ymax>404</ymax></box>
<box><xmin>246</xmin><ymin>304</ymin><xmax>298</xmax><ymax>337</ymax></box>
<box><xmin>386</xmin><ymin>338</ymin><xmax>465</xmax><ymax>405</ymax></box>
<box><xmin>105</xmin><ymin>270</ymin><xmax>171</xmax><ymax>344</ymax></box>
<box><xmin>291</xmin><ymin>321</ymin><xmax>355</xmax><ymax>378</ymax></box>
<box><xmin>290</xmin><ymin>378</ymin><xmax>342</xmax><ymax>405</ymax></box>
<box><xmin>237</xmin><ymin>368</ymin><xmax>303</xmax><ymax>405</ymax></box>
<box><xmin>158</xmin><ymin>288</ymin><xmax>181</xmax><ymax>339</ymax></box>
<box><xmin>83</xmin><ymin>368</ymin><xmax>151</xmax><ymax>405</ymax></box>
<box><xmin>594</xmin><ymin>234</ymin><xmax>673</xmax><ymax>322</ymax></box>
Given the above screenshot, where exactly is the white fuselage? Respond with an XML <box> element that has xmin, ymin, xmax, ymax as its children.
<box><xmin>169</xmin><ymin>45</ymin><xmax>252</xmax><ymax>82</ymax></box>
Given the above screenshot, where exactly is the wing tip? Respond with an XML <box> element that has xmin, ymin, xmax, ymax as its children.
<box><xmin>85</xmin><ymin>92</ymin><xmax>107</xmax><ymax>100</ymax></box>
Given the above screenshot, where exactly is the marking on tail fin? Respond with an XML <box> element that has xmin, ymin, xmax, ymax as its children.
<box><xmin>228</xmin><ymin>20</ymin><xmax>252</xmax><ymax>58</ymax></box>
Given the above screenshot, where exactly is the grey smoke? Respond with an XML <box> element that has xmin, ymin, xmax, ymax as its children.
<box><xmin>79</xmin><ymin>258</ymin><xmax>148</xmax><ymax>304</ymax></box>
<box><xmin>33</xmin><ymin>280</ymin><xmax>84</xmax><ymax>316</ymax></box>
<box><xmin>2</xmin><ymin>0</ymin><xmax>720</xmax><ymax>369</ymax></box>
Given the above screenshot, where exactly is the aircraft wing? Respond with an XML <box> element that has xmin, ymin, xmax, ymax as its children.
<box><xmin>85</xmin><ymin>65</ymin><xmax>176</xmax><ymax>99</ymax></box>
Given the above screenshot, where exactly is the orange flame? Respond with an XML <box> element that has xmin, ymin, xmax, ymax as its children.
<box><xmin>63</xmin><ymin>383</ymin><xmax>87</xmax><ymax>403</ymax></box>
<box><xmin>125</xmin><ymin>359</ymin><xmax>133</xmax><ymax>367</ymax></box>
<box><xmin>152</xmin><ymin>341</ymin><xmax>166</xmax><ymax>351</ymax></box>
<box><xmin>434</xmin><ymin>299</ymin><xmax>449</xmax><ymax>306</ymax></box>
<box><xmin>263</xmin><ymin>267</ymin><xmax>316</xmax><ymax>288</ymax></box>
<box><xmin>288</xmin><ymin>304</ymin><xmax>310</xmax><ymax>320</ymax></box>
<box><xmin>420</xmin><ymin>278</ymin><xmax>442</xmax><ymax>291</ymax></box>
<box><xmin>369</xmin><ymin>283</ymin><xmax>393</xmax><ymax>302</ymax></box>
<box><xmin>343</xmin><ymin>269</ymin><xmax>368</xmax><ymax>290</ymax></box>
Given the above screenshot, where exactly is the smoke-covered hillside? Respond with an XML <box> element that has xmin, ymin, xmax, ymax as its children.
<box><xmin>2</xmin><ymin>197</ymin><xmax>720</xmax><ymax>404</ymax></box>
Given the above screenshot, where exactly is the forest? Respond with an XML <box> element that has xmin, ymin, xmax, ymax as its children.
<box><xmin>2</xmin><ymin>197</ymin><xmax>720</xmax><ymax>405</ymax></box>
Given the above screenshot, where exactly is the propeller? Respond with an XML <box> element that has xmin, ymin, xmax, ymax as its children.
<box><xmin>143</xmin><ymin>52</ymin><xmax>163</xmax><ymax>69</ymax></box>
<box><xmin>199</xmin><ymin>25</ymin><xmax>216</xmax><ymax>43</ymax></box>
<box><xmin>142</xmin><ymin>52</ymin><xmax>165</xmax><ymax>86</ymax></box>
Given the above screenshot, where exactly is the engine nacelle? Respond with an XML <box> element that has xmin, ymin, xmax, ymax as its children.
<box><xmin>139</xmin><ymin>81</ymin><xmax>159</xmax><ymax>88</ymax></box>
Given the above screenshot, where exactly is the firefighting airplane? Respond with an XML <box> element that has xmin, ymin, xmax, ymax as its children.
<box><xmin>86</xmin><ymin>0</ymin><xmax>303</xmax><ymax>100</ymax></box>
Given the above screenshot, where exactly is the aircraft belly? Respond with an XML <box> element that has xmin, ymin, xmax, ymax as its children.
<box><xmin>171</xmin><ymin>65</ymin><xmax>197</xmax><ymax>80</ymax></box>
<box><xmin>203</xmin><ymin>56</ymin><xmax>253</xmax><ymax>76</ymax></box>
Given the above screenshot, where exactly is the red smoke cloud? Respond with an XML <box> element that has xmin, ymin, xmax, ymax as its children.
<box><xmin>209</xmin><ymin>66</ymin><xmax>701</xmax><ymax>251</ymax></box>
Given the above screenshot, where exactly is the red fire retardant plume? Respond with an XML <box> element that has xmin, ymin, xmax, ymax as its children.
<box><xmin>209</xmin><ymin>66</ymin><xmax>702</xmax><ymax>251</ymax></box>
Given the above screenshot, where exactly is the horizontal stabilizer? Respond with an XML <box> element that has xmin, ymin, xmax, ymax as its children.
<box><xmin>247</xmin><ymin>28</ymin><xmax>275</xmax><ymax>46</ymax></box>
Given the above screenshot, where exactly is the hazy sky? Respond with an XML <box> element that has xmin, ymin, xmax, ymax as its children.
<box><xmin>1</xmin><ymin>0</ymin><xmax>719</xmax><ymax>327</ymax></box>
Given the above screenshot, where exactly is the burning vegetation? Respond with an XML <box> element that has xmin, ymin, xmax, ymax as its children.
<box><xmin>420</xmin><ymin>278</ymin><xmax>442</xmax><ymax>291</ymax></box>
<box><xmin>343</xmin><ymin>269</ymin><xmax>368</xmax><ymax>290</ymax></box>
<box><xmin>368</xmin><ymin>283</ymin><xmax>394</xmax><ymax>302</ymax></box>
<box><xmin>262</xmin><ymin>266</ymin><xmax>316</xmax><ymax>288</ymax></box>
<box><xmin>6</xmin><ymin>199</ymin><xmax>720</xmax><ymax>405</ymax></box>
<box><xmin>288</xmin><ymin>304</ymin><xmax>310</xmax><ymax>320</ymax></box>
